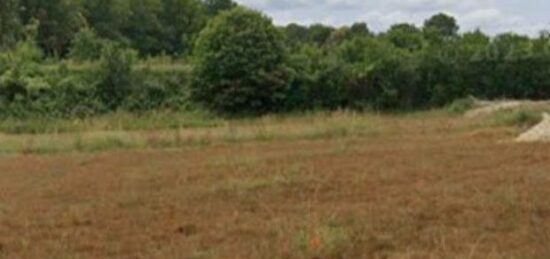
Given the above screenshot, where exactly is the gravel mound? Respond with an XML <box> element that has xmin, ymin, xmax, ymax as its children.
<box><xmin>516</xmin><ymin>113</ymin><xmax>550</xmax><ymax>142</ymax></box>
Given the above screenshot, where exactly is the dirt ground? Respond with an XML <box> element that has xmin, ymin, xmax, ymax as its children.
<box><xmin>0</xmin><ymin>115</ymin><xmax>549</xmax><ymax>258</ymax></box>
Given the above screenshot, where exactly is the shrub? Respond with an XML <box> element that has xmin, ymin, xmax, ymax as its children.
<box><xmin>0</xmin><ymin>40</ymin><xmax>48</xmax><ymax>117</ymax></box>
<box><xmin>191</xmin><ymin>7</ymin><xmax>291</xmax><ymax>115</ymax></box>
<box><xmin>96</xmin><ymin>43</ymin><xmax>138</xmax><ymax>110</ymax></box>
<box><xmin>287</xmin><ymin>44</ymin><xmax>350</xmax><ymax>110</ymax></box>
<box><xmin>446</xmin><ymin>96</ymin><xmax>477</xmax><ymax>115</ymax></box>
<box><xmin>51</xmin><ymin>76</ymin><xmax>104</xmax><ymax>118</ymax></box>
<box><xmin>68</xmin><ymin>28</ymin><xmax>109</xmax><ymax>61</ymax></box>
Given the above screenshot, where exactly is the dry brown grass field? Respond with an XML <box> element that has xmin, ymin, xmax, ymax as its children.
<box><xmin>0</xmin><ymin>111</ymin><xmax>549</xmax><ymax>258</ymax></box>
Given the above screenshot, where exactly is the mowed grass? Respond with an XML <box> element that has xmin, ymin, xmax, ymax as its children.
<box><xmin>0</xmin><ymin>111</ymin><xmax>549</xmax><ymax>258</ymax></box>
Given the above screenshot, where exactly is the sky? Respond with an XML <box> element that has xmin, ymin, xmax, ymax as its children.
<box><xmin>235</xmin><ymin>0</ymin><xmax>550</xmax><ymax>36</ymax></box>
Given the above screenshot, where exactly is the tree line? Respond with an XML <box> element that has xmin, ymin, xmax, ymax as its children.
<box><xmin>1</xmin><ymin>0</ymin><xmax>237</xmax><ymax>55</ymax></box>
<box><xmin>1</xmin><ymin>0</ymin><xmax>550</xmax><ymax>117</ymax></box>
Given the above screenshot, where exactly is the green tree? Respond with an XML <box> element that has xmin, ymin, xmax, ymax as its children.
<box><xmin>83</xmin><ymin>0</ymin><xmax>206</xmax><ymax>56</ymax></box>
<box><xmin>159</xmin><ymin>0</ymin><xmax>206</xmax><ymax>55</ymax></box>
<box><xmin>385</xmin><ymin>23</ymin><xmax>424</xmax><ymax>51</ymax></box>
<box><xmin>96</xmin><ymin>43</ymin><xmax>137</xmax><ymax>109</ymax></box>
<box><xmin>456</xmin><ymin>29</ymin><xmax>491</xmax><ymax>98</ymax></box>
<box><xmin>0</xmin><ymin>38</ymin><xmax>46</xmax><ymax>116</ymax></box>
<box><xmin>284</xmin><ymin>23</ymin><xmax>309</xmax><ymax>49</ymax></box>
<box><xmin>460</xmin><ymin>29</ymin><xmax>490</xmax><ymax>56</ymax></box>
<box><xmin>350</xmin><ymin>22</ymin><xmax>370</xmax><ymax>37</ymax></box>
<box><xmin>204</xmin><ymin>0</ymin><xmax>237</xmax><ymax>16</ymax></box>
<box><xmin>82</xmin><ymin>0</ymin><xmax>130</xmax><ymax>43</ymax></box>
<box><xmin>121</xmin><ymin>0</ymin><xmax>165</xmax><ymax>55</ymax></box>
<box><xmin>326</xmin><ymin>27</ymin><xmax>352</xmax><ymax>47</ymax></box>
<box><xmin>288</xmin><ymin>43</ymin><xmax>351</xmax><ymax>110</ymax></box>
<box><xmin>20</xmin><ymin>0</ymin><xmax>85</xmax><ymax>55</ymax></box>
<box><xmin>486</xmin><ymin>33</ymin><xmax>535</xmax><ymax>98</ymax></box>
<box><xmin>308</xmin><ymin>24</ymin><xmax>334</xmax><ymax>46</ymax></box>
<box><xmin>335</xmin><ymin>37</ymin><xmax>371</xmax><ymax>64</ymax></box>
<box><xmin>424</xmin><ymin>13</ymin><xmax>459</xmax><ymax>43</ymax></box>
<box><xmin>424</xmin><ymin>13</ymin><xmax>459</xmax><ymax>37</ymax></box>
<box><xmin>0</xmin><ymin>0</ymin><xmax>22</xmax><ymax>50</ymax></box>
<box><xmin>68</xmin><ymin>28</ymin><xmax>109</xmax><ymax>61</ymax></box>
<box><xmin>191</xmin><ymin>7</ymin><xmax>290</xmax><ymax>114</ymax></box>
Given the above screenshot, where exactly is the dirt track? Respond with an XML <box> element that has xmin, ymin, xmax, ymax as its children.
<box><xmin>0</xmin><ymin>116</ymin><xmax>549</xmax><ymax>258</ymax></box>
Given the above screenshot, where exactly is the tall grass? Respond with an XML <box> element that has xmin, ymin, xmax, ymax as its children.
<box><xmin>0</xmin><ymin>111</ymin><xmax>220</xmax><ymax>135</ymax></box>
<box><xmin>0</xmin><ymin>111</ymin><xmax>383</xmax><ymax>155</ymax></box>
<box><xmin>490</xmin><ymin>109</ymin><xmax>543</xmax><ymax>127</ymax></box>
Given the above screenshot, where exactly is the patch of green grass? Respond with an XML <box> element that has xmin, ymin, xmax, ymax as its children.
<box><xmin>0</xmin><ymin>111</ymin><xmax>221</xmax><ymax>135</ymax></box>
<box><xmin>446</xmin><ymin>96</ymin><xmax>477</xmax><ymax>115</ymax></box>
<box><xmin>0</xmin><ymin>111</ymin><xmax>385</xmax><ymax>155</ymax></box>
<box><xmin>490</xmin><ymin>109</ymin><xmax>542</xmax><ymax>127</ymax></box>
<box><xmin>0</xmin><ymin>118</ymin><xmax>72</xmax><ymax>135</ymax></box>
<box><xmin>80</xmin><ymin>135</ymin><xmax>140</xmax><ymax>152</ymax></box>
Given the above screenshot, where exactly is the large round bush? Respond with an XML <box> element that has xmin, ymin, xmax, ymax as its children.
<box><xmin>191</xmin><ymin>7</ymin><xmax>290</xmax><ymax>114</ymax></box>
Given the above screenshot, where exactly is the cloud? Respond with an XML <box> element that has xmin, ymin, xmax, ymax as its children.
<box><xmin>235</xmin><ymin>0</ymin><xmax>548</xmax><ymax>35</ymax></box>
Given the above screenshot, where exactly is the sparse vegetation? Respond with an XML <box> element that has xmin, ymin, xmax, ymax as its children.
<box><xmin>0</xmin><ymin>111</ymin><xmax>549</xmax><ymax>258</ymax></box>
<box><xmin>491</xmin><ymin>109</ymin><xmax>543</xmax><ymax>127</ymax></box>
<box><xmin>0</xmin><ymin>111</ymin><xmax>382</xmax><ymax>154</ymax></box>
<box><xmin>0</xmin><ymin>111</ymin><xmax>220</xmax><ymax>134</ymax></box>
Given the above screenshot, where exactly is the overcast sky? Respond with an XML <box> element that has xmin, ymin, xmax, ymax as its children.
<box><xmin>235</xmin><ymin>0</ymin><xmax>550</xmax><ymax>35</ymax></box>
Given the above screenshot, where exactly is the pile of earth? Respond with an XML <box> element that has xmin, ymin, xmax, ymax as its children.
<box><xmin>516</xmin><ymin>113</ymin><xmax>550</xmax><ymax>142</ymax></box>
<box><xmin>465</xmin><ymin>100</ymin><xmax>550</xmax><ymax>118</ymax></box>
<box><xmin>462</xmin><ymin>99</ymin><xmax>550</xmax><ymax>143</ymax></box>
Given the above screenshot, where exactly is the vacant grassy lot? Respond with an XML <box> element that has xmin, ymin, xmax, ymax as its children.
<box><xmin>0</xmin><ymin>111</ymin><xmax>549</xmax><ymax>258</ymax></box>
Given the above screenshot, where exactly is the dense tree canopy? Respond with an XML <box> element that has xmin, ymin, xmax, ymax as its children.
<box><xmin>0</xmin><ymin>0</ymin><xmax>22</xmax><ymax>50</ymax></box>
<box><xmin>191</xmin><ymin>7</ymin><xmax>290</xmax><ymax>114</ymax></box>
<box><xmin>350</xmin><ymin>22</ymin><xmax>370</xmax><ymax>37</ymax></box>
<box><xmin>385</xmin><ymin>23</ymin><xmax>424</xmax><ymax>51</ymax></box>
<box><xmin>308</xmin><ymin>24</ymin><xmax>335</xmax><ymax>46</ymax></box>
<box><xmin>81</xmin><ymin>0</ymin><xmax>130</xmax><ymax>42</ymax></box>
<box><xmin>284</xmin><ymin>23</ymin><xmax>310</xmax><ymax>49</ymax></box>
<box><xmin>19</xmin><ymin>0</ymin><xmax>85</xmax><ymax>55</ymax></box>
<box><xmin>1</xmin><ymin>2</ymin><xmax>550</xmax><ymax>117</ymax></box>
<box><xmin>423</xmin><ymin>13</ymin><xmax>460</xmax><ymax>44</ymax></box>
<box><xmin>424</xmin><ymin>13</ymin><xmax>459</xmax><ymax>37</ymax></box>
<box><xmin>204</xmin><ymin>0</ymin><xmax>237</xmax><ymax>16</ymax></box>
<box><xmin>7</xmin><ymin>0</ymin><xmax>219</xmax><ymax>56</ymax></box>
